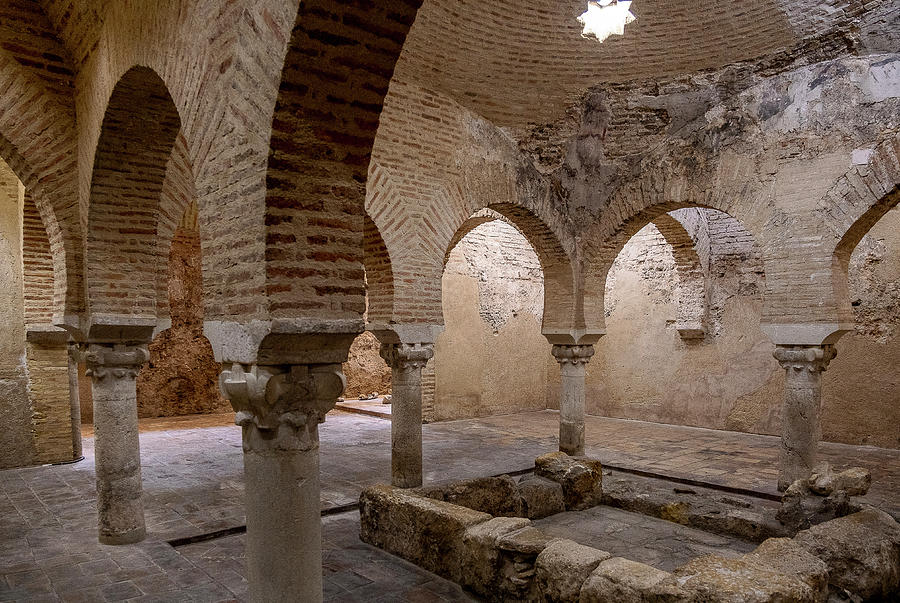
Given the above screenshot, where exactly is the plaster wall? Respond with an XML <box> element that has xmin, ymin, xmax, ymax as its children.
<box><xmin>433</xmin><ymin>221</ymin><xmax>550</xmax><ymax>421</ymax></box>
<box><xmin>573</xmin><ymin>207</ymin><xmax>900</xmax><ymax>448</ymax></box>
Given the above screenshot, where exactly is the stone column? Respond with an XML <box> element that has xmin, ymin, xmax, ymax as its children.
<box><xmin>67</xmin><ymin>343</ymin><xmax>84</xmax><ymax>459</ymax></box>
<box><xmin>85</xmin><ymin>342</ymin><xmax>149</xmax><ymax>544</ymax></box>
<box><xmin>379</xmin><ymin>342</ymin><xmax>434</xmax><ymax>488</ymax></box>
<box><xmin>551</xmin><ymin>344</ymin><xmax>595</xmax><ymax>456</ymax></box>
<box><xmin>221</xmin><ymin>362</ymin><xmax>345</xmax><ymax>603</ymax></box>
<box><xmin>773</xmin><ymin>345</ymin><xmax>836</xmax><ymax>491</ymax></box>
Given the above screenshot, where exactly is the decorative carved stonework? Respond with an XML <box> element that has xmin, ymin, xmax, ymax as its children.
<box><xmin>220</xmin><ymin>363</ymin><xmax>346</xmax><ymax>451</ymax></box>
<box><xmin>773</xmin><ymin>345</ymin><xmax>837</xmax><ymax>372</ymax></box>
<box><xmin>551</xmin><ymin>344</ymin><xmax>595</xmax><ymax>365</ymax></box>
<box><xmin>379</xmin><ymin>342</ymin><xmax>434</xmax><ymax>372</ymax></box>
<box><xmin>84</xmin><ymin>343</ymin><xmax>149</xmax><ymax>381</ymax></box>
<box><xmin>67</xmin><ymin>342</ymin><xmax>86</xmax><ymax>363</ymax></box>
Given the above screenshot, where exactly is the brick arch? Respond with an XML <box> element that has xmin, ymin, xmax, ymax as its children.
<box><xmin>580</xmin><ymin>163</ymin><xmax>773</xmax><ymax>332</ymax></box>
<box><xmin>583</xmin><ymin>200</ymin><xmax>766</xmax><ymax>332</ymax></box>
<box><xmin>651</xmin><ymin>212</ymin><xmax>709</xmax><ymax>337</ymax></box>
<box><xmin>86</xmin><ymin>65</ymin><xmax>181</xmax><ymax>322</ymax></box>
<box><xmin>264</xmin><ymin>0</ymin><xmax>424</xmax><ymax>322</ymax></box>
<box><xmin>154</xmin><ymin>133</ymin><xmax>196</xmax><ymax>320</ymax></box>
<box><xmin>363</xmin><ymin>214</ymin><xmax>394</xmax><ymax>325</ymax></box>
<box><xmin>827</xmin><ymin>135</ymin><xmax>900</xmax><ymax>326</ymax></box>
<box><xmin>0</xmin><ymin>54</ymin><xmax>82</xmax><ymax>319</ymax></box>
<box><xmin>443</xmin><ymin>203</ymin><xmax>577</xmax><ymax>334</ymax></box>
<box><xmin>22</xmin><ymin>191</ymin><xmax>55</xmax><ymax>329</ymax></box>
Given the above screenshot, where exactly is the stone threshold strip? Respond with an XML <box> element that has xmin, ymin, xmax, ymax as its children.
<box><xmin>360</xmin><ymin>452</ymin><xmax>900</xmax><ymax>602</ymax></box>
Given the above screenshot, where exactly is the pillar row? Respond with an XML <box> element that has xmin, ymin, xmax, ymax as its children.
<box><xmin>551</xmin><ymin>344</ymin><xmax>595</xmax><ymax>457</ymax></box>
<box><xmin>85</xmin><ymin>342</ymin><xmax>149</xmax><ymax>545</ymax></box>
<box><xmin>773</xmin><ymin>344</ymin><xmax>837</xmax><ymax>491</ymax></box>
<box><xmin>379</xmin><ymin>342</ymin><xmax>434</xmax><ymax>488</ymax></box>
<box><xmin>220</xmin><ymin>361</ymin><xmax>345</xmax><ymax>603</ymax></box>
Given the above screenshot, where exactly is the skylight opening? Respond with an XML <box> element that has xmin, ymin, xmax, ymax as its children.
<box><xmin>578</xmin><ymin>0</ymin><xmax>636</xmax><ymax>43</ymax></box>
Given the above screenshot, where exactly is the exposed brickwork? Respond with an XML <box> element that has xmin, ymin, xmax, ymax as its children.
<box><xmin>264</xmin><ymin>0</ymin><xmax>423</xmax><ymax>320</ymax></box>
<box><xmin>22</xmin><ymin>192</ymin><xmax>55</xmax><ymax>328</ymax></box>
<box><xmin>25</xmin><ymin>341</ymin><xmax>73</xmax><ymax>463</ymax></box>
<box><xmin>86</xmin><ymin>66</ymin><xmax>181</xmax><ymax>319</ymax></box>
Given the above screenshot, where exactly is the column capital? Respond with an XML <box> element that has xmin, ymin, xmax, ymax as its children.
<box><xmin>773</xmin><ymin>345</ymin><xmax>837</xmax><ymax>373</ymax></box>
<box><xmin>551</xmin><ymin>344</ymin><xmax>595</xmax><ymax>366</ymax></box>
<box><xmin>220</xmin><ymin>362</ymin><xmax>345</xmax><ymax>452</ymax></box>
<box><xmin>84</xmin><ymin>342</ymin><xmax>149</xmax><ymax>380</ymax></box>
<box><xmin>67</xmin><ymin>341</ymin><xmax>86</xmax><ymax>362</ymax></box>
<box><xmin>379</xmin><ymin>342</ymin><xmax>434</xmax><ymax>371</ymax></box>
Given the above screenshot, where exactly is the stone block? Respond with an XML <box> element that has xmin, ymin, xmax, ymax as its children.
<box><xmin>535</xmin><ymin>452</ymin><xmax>602</xmax><ymax>511</ymax></box>
<box><xmin>415</xmin><ymin>475</ymin><xmax>523</xmax><ymax>517</ymax></box>
<box><xmin>358</xmin><ymin>484</ymin><xmax>491</xmax><ymax>582</ymax></box>
<box><xmin>517</xmin><ymin>475</ymin><xmax>565</xmax><ymax>519</ymax></box>
<box><xmin>461</xmin><ymin>516</ymin><xmax>531</xmax><ymax>597</ymax></box>
<box><xmin>793</xmin><ymin>508</ymin><xmax>900</xmax><ymax>600</ymax></box>
<box><xmin>535</xmin><ymin>538</ymin><xmax>610</xmax><ymax>602</ymax></box>
<box><xmin>745</xmin><ymin>538</ymin><xmax>829</xmax><ymax>600</ymax></box>
<box><xmin>673</xmin><ymin>554</ymin><xmax>821</xmax><ymax>602</ymax></box>
<box><xmin>580</xmin><ymin>557</ymin><xmax>689</xmax><ymax>603</ymax></box>
<box><xmin>833</xmin><ymin>467</ymin><xmax>871</xmax><ymax>497</ymax></box>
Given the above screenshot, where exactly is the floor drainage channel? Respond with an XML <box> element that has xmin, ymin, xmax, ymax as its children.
<box><xmin>167</xmin><ymin>464</ymin><xmax>778</xmax><ymax>547</ymax></box>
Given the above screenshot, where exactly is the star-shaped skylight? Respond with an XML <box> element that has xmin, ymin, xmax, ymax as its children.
<box><xmin>577</xmin><ymin>0</ymin><xmax>636</xmax><ymax>43</ymax></box>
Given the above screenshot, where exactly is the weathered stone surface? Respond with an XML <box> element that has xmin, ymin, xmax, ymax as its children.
<box><xmin>535</xmin><ymin>538</ymin><xmax>610</xmax><ymax>602</ymax></box>
<box><xmin>580</xmin><ymin>557</ymin><xmax>689</xmax><ymax>603</ymax></box>
<box><xmin>833</xmin><ymin>467</ymin><xmax>872</xmax><ymax>497</ymax></box>
<box><xmin>793</xmin><ymin>508</ymin><xmax>900</xmax><ymax>600</ymax></box>
<box><xmin>777</xmin><ymin>478</ymin><xmax>857</xmax><ymax>532</ymax></box>
<box><xmin>359</xmin><ymin>484</ymin><xmax>491</xmax><ymax>582</ymax></box>
<box><xmin>745</xmin><ymin>538</ymin><xmax>829</xmax><ymax>600</ymax></box>
<box><xmin>416</xmin><ymin>475</ymin><xmax>524</xmax><ymax>517</ymax></box>
<box><xmin>673</xmin><ymin>554</ymin><xmax>819</xmax><ymax>602</ymax></box>
<box><xmin>602</xmin><ymin>474</ymin><xmax>786</xmax><ymax>543</ymax></box>
<box><xmin>498</xmin><ymin>525</ymin><xmax>553</xmax><ymax>556</ymax></box>
<box><xmin>461</xmin><ymin>516</ymin><xmax>531</xmax><ymax>597</ymax></box>
<box><xmin>808</xmin><ymin>463</ymin><xmax>837</xmax><ymax>496</ymax></box>
<box><xmin>518</xmin><ymin>474</ymin><xmax>566</xmax><ymax>519</ymax></box>
<box><xmin>535</xmin><ymin>452</ymin><xmax>603</xmax><ymax>511</ymax></box>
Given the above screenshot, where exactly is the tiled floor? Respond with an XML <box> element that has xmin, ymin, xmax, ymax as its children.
<box><xmin>1</xmin><ymin>410</ymin><xmax>898</xmax><ymax>601</ymax></box>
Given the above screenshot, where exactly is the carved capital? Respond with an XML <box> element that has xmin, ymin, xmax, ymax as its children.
<box><xmin>84</xmin><ymin>343</ymin><xmax>149</xmax><ymax>380</ymax></box>
<box><xmin>551</xmin><ymin>344</ymin><xmax>595</xmax><ymax>366</ymax></box>
<box><xmin>67</xmin><ymin>342</ymin><xmax>86</xmax><ymax>363</ymax></box>
<box><xmin>220</xmin><ymin>363</ymin><xmax>346</xmax><ymax>451</ymax></box>
<box><xmin>773</xmin><ymin>345</ymin><xmax>837</xmax><ymax>373</ymax></box>
<box><xmin>379</xmin><ymin>342</ymin><xmax>434</xmax><ymax>372</ymax></box>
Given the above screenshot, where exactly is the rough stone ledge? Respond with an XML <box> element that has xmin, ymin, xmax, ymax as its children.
<box><xmin>601</xmin><ymin>472</ymin><xmax>789</xmax><ymax>543</ymax></box>
<box><xmin>360</xmin><ymin>461</ymin><xmax>900</xmax><ymax>602</ymax></box>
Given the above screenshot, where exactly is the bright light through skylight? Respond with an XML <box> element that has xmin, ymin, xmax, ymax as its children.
<box><xmin>577</xmin><ymin>0</ymin><xmax>636</xmax><ymax>43</ymax></box>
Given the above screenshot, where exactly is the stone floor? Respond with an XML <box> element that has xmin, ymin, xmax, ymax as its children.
<box><xmin>1</xmin><ymin>409</ymin><xmax>898</xmax><ymax>601</ymax></box>
<box><xmin>533</xmin><ymin>505</ymin><xmax>756</xmax><ymax>572</ymax></box>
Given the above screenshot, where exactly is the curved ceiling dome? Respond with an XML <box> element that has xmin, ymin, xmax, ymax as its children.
<box><xmin>395</xmin><ymin>0</ymin><xmax>844</xmax><ymax>127</ymax></box>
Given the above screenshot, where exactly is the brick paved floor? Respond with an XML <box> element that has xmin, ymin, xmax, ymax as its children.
<box><xmin>1</xmin><ymin>410</ymin><xmax>897</xmax><ymax>601</ymax></box>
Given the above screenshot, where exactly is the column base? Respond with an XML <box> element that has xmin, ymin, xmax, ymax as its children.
<box><xmin>99</xmin><ymin>525</ymin><xmax>146</xmax><ymax>545</ymax></box>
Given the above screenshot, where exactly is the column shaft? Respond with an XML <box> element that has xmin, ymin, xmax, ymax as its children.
<box><xmin>552</xmin><ymin>345</ymin><xmax>595</xmax><ymax>457</ymax></box>
<box><xmin>67</xmin><ymin>344</ymin><xmax>83</xmax><ymax>459</ymax></box>
<box><xmin>86</xmin><ymin>343</ymin><xmax>148</xmax><ymax>544</ymax></box>
<box><xmin>391</xmin><ymin>363</ymin><xmax>424</xmax><ymax>488</ymax></box>
<box><xmin>243</xmin><ymin>427</ymin><xmax>322</xmax><ymax>600</ymax></box>
<box><xmin>221</xmin><ymin>362</ymin><xmax>345</xmax><ymax>603</ymax></box>
<box><xmin>774</xmin><ymin>345</ymin><xmax>835</xmax><ymax>491</ymax></box>
<box><xmin>379</xmin><ymin>342</ymin><xmax>433</xmax><ymax>488</ymax></box>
